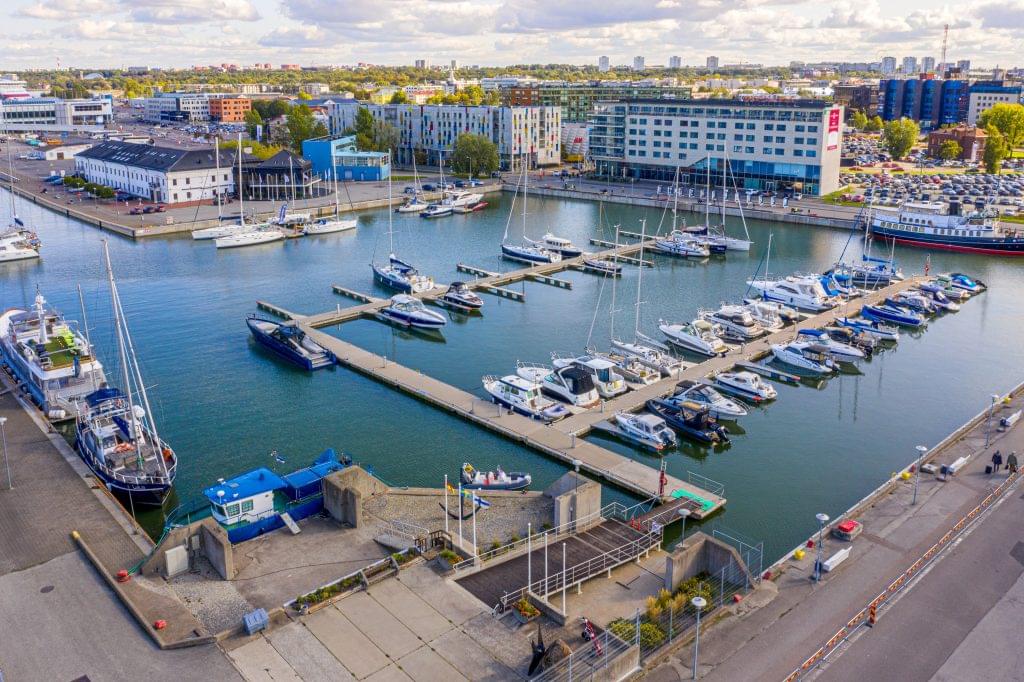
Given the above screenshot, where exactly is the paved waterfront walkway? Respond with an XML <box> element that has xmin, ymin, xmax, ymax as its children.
<box><xmin>642</xmin><ymin>387</ymin><xmax>1024</xmax><ymax>681</ymax></box>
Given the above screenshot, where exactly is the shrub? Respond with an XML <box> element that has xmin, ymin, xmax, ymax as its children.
<box><xmin>513</xmin><ymin>597</ymin><xmax>540</xmax><ymax>619</ymax></box>
<box><xmin>509</xmin><ymin>533</ymin><xmax>520</xmax><ymax>543</ymax></box>
<box><xmin>608</xmin><ymin>619</ymin><xmax>636</xmax><ymax>643</ymax></box>
<box><xmin>639</xmin><ymin>622</ymin><xmax>666</xmax><ymax>648</ymax></box>
<box><xmin>645</xmin><ymin>595</ymin><xmax>663</xmax><ymax>622</ymax></box>
<box><xmin>438</xmin><ymin>549</ymin><xmax>459</xmax><ymax>563</ymax></box>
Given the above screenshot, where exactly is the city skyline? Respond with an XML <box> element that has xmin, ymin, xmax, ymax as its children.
<box><xmin>3</xmin><ymin>0</ymin><xmax>1024</xmax><ymax>70</ymax></box>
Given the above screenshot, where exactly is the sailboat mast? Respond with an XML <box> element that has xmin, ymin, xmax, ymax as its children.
<box><xmin>332</xmin><ymin>153</ymin><xmax>340</xmax><ymax>217</ymax></box>
<box><xmin>5</xmin><ymin>120</ymin><xmax>17</xmax><ymax>224</ymax></box>
<box><xmin>214</xmin><ymin>137</ymin><xmax>222</xmax><ymax>220</ymax></box>
<box><xmin>236</xmin><ymin>132</ymin><xmax>245</xmax><ymax>226</ymax></box>
<box><xmin>634</xmin><ymin>218</ymin><xmax>646</xmax><ymax>340</ymax></box>
<box><xmin>671</xmin><ymin>166</ymin><xmax>679</xmax><ymax>232</ymax></box>
<box><xmin>387</xmin><ymin>149</ymin><xmax>394</xmax><ymax>257</ymax></box>
<box><xmin>77</xmin><ymin>284</ymin><xmax>97</xmax><ymax>391</ymax></box>
<box><xmin>705</xmin><ymin>154</ymin><xmax>711</xmax><ymax>227</ymax></box>
<box><xmin>609</xmin><ymin>224</ymin><xmax>619</xmax><ymax>341</ymax></box>
<box><xmin>720</xmin><ymin>150</ymin><xmax>727</xmax><ymax>227</ymax></box>
<box><xmin>521</xmin><ymin>155</ymin><xmax>527</xmax><ymax>238</ymax></box>
<box><xmin>103</xmin><ymin>242</ymin><xmax>142</xmax><ymax>462</ymax></box>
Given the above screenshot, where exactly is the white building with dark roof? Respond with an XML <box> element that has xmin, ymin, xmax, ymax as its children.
<box><xmin>0</xmin><ymin>97</ymin><xmax>112</xmax><ymax>132</ymax></box>
<box><xmin>75</xmin><ymin>141</ymin><xmax>234</xmax><ymax>205</ymax></box>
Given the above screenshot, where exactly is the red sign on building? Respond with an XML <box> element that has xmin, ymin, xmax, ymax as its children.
<box><xmin>827</xmin><ymin>108</ymin><xmax>841</xmax><ymax>151</ymax></box>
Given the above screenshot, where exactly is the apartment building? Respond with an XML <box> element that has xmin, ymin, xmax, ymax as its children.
<box><xmin>967</xmin><ymin>81</ymin><xmax>1023</xmax><ymax>125</ymax></box>
<box><xmin>328</xmin><ymin>103</ymin><xmax>561</xmax><ymax>170</ymax></box>
<box><xmin>0</xmin><ymin>97</ymin><xmax>113</xmax><ymax>132</ymax></box>
<box><xmin>208</xmin><ymin>96</ymin><xmax>252</xmax><ymax>122</ymax></box>
<box><xmin>143</xmin><ymin>93</ymin><xmax>211</xmax><ymax>123</ymax></box>
<box><xmin>589</xmin><ymin>98</ymin><xmax>843</xmax><ymax>196</ymax></box>
<box><xmin>879</xmin><ymin>78</ymin><xmax>968</xmax><ymax>130</ymax></box>
<box><xmin>500</xmin><ymin>81</ymin><xmax>692</xmax><ymax>123</ymax></box>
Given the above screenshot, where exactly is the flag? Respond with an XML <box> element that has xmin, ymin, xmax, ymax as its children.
<box><xmin>446</xmin><ymin>482</ymin><xmax>457</xmax><ymax>494</ymax></box>
<box><xmin>14</xmin><ymin>217</ymin><xmax>24</xmax><ymax>227</ymax></box>
<box><xmin>924</xmin><ymin>255</ymin><xmax>931</xmax><ymax>276</ymax></box>
<box><xmin>472</xmin><ymin>494</ymin><xmax>491</xmax><ymax>509</ymax></box>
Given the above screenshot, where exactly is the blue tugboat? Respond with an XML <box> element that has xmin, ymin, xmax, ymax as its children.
<box><xmin>204</xmin><ymin>449</ymin><xmax>351</xmax><ymax>543</ymax></box>
<box><xmin>247</xmin><ymin>314</ymin><xmax>336</xmax><ymax>370</ymax></box>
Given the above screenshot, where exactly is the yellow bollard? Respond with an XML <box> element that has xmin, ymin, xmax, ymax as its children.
<box><xmin>794</xmin><ymin>548</ymin><xmax>806</xmax><ymax>560</ymax></box>
<box><xmin>900</xmin><ymin>471</ymin><xmax>911</xmax><ymax>481</ymax></box>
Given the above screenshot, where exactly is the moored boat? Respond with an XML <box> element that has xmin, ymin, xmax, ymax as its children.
<box><xmin>379</xmin><ymin>295</ymin><xmax>447</xmax><ymax>329</ymax></box>
<box><xmin>612</xmin><ymin>411</ymin><xmax>677</xmax><ymax>451</ymax></box>
<box><xmin>835</xmin><ymin>316</ymin><xmax>900</xmax><ymax>342</ymax></box>
<box><xmin>421</xmin><ymin>203</ymin><xmax>454</xmax><ymax>219</ymax></box>
<box><xmin>795</xmin><ymin>329</ymin><xmax>865</xmax><ymax>362</ymax></box>
<box><xmin>713</xmin><ymin>371</ymin><xmax>778</xmax><ymax>402</ymax></box>
<box><xmin>771</xmin><ymin>342</ymin><xmax>836</xmax><ymax>374</ymax></box>
<box><xmin>669</xmin><ymin>380</ymin><xmax>748</xmax><ymax>420</ymax></box>
<box><xmin>646</xmin><ymin>399</ymin><xmax>730</xmax><ymax>445</ymax></box>
<box><xmin>305</xmin><ymin>217</ymin><xmax>357</xmax><ymax>235</ymax></box>
<box><xmin>517</xmin><ymin>362</ymin><xmax>601</xmax><ymax>410</ymax></box>
<box><xmin>460</xmin><ymin>463</ymin><xmax>531</xmax><ymax>491</ymax></box>
<box><xmin>539</xmin><ymin>233</ymin><xmax>583</xmax><ymax>257</ymax></box>
<box><xmin>659</xmin><ymin>319</ymin><xmax>728</xmax><ymax>357</ymax></box>
<box><xmin>439</xmin><ymin>282</ymin><xmax>484</xmax><ymax>310</ymax></box>
<box><xmin>482</xmin><ymin>374</ymin><xmax>570</xmax><ymax>422</ymax></box>
<box><xmin>861</xmin><ymin>303</ymin><xmax>925</xmax><ymax>328</ymax></box>
<box><xmin>215</xmin><ymin>229</ymin><xmax>285</xmax><ymax>249</ymax></box>
<box><xmin>246</xmin><ymin>314</ymin><xmax>336</xmax><ymax>370</ymax></box>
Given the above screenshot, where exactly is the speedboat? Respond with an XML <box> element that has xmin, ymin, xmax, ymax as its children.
<box><xmin>461</xmin><ymin>463</ymin><xmax>531</xmax><ymax>491</ymax></box>
<box><xmin>713</xmin><ymin>371</ymin><xmax>778</xmax><ymax>402</ymax></box>
<box><xmin>771</xmin><ymin>342</ymin><xmax>836</xmax><ymax>374</ymax></box>
<box><xmin>215</xmin><ymin>228</ymin><xmax>285</xmax><ymax>249</ymax></box>
<box><xmin>539</xmin><ymin>233</ymin><xmax>583</xmax><ymax>258</ymax></box>
<box><xmin>482</xmin><ymin>374</ymin><xmax>570</xmax><ymax>422</ymax></box>
<box><xmin>646</xmin><ymin>399</ymin><xmax>730</xmax><ymax>445</ymax></box>
<box><xmin>551</xmin><ymin>353</ymin><xmax>628</xmax><ymax>398</ymax></box>
<box><xmin>699</xmin><ymin>305</ymin><xmax>765</xmax><ymax>340</ymax></box>
<box><xmin>861</xmin><ymin>304</ymin><xmax>924</xmax><ymax>328</ymax></box>
<box><xmin>745</xmin><ymin>276</ymin><xmax>838</xmax><ymax>312</ymax></box>
<box><xmin>659</xmin><ymin>319</ymin><xmax>728</xmax><ymax>357</ymax></box>
<box><xmin>742</xmin><ymin>298</ymin><xmax>801</xmax><ymax>324</ymax></box>
<box><xmin>611</xmin><ymin>338</ymin><xmax>685</xmax><ymax>376</ymax></box>
<box><xmin>0</xmin><ymin>229</ymin><xmax>41</xmax><ymax>262</ymax></box>
<box><xmin>440</xmin><ymin>282</ymin><xmax>484</xmax><ymax>310</ymax></box>
<box><xmin>502</xmin><ymin>241</ymin><xmax>561</xmax><ymax>264</ymax></box>
<box><xmin>937</xmin><ymin>272</ymin><xmax>985</xmax><ymax>294</ymax></box>
<box><xmin>594</xmin><ymin>350</ymin><xmax>660</xmax><ymax>389</ymax></box>
<box><xmin>517</xmin><ymin>362</ymin><xmax>600</xmax><ymax>410</ymax></box>
<box><xmin>305</xmin><ymin>217</ymin><xmax>357</xmax><ymax>235</ymax></box>
<box><xmin>795</xmin><ymin>329</ymin><xmax>865</xmax><ymax>362</ymax></box>
<box><xmin>653</xmin><ymin>231</ymin><xmax>710</xmax><ymax>258</ymax></box>
<box><xmin>246</xmin><ymin>314</ymin><xmax>336</xmax><ymax>370</ymax></box>
<box><xmin>583</xmin><ymin>257</ymin><xmax>623</xmax><ymax>276</ymax></box>
<box><xmin>446</xmin><ymin>190</ymin><xmax>484</xmax><ymax>208</ymax></box>
<box><xmin>397</xmin><ymin>197</ymin><xmax>429</xmax><ymax>213</ymax></box>
<box><xmin>372</xmin><ymin>255</ymin><xmax>435</xmax><ymax>294</ymax></box>
<box><xmin>822</xmin><ymin>325</ymin><xmax>876</xmax><ymax>355</ymax></box>
<box><xmin>421</xmin><ymin>203</ymin><xmax>454</xmax><ymax>219</ymax></box>
<box><xmin>913</xmin><ymin>287</ymin><xmax>960</xmax><ymax>312</ymax></box>
<box><xmin>835</xmin><ymin>316</ymin><xmax>900</xmax><ymax>342</ymax></box>
<box><xmin>919</xmin><ymin>280</ymin><xmax>968</xmax><ymax>303</ymax></box>
<box><xmin>380</xmin><ymin>295</ymin><xmax>446</xmax><ymax>329</ymax></box>
<box><xmin>669</xmin><ymin>380</ymin><xmax>748</xmax><ymax>420</ymax></box>
<box><xmin>612</xmin><ymin>412</ymin><xmax>677</xmax><ymax>452</ymax></box>
<box><xmin>0</xmin><ymin>289</ymin><xmax>106</xmax><ymax>420</ymax></box>
<box><xmin>887</xmin><ymin>293</ymin><xmax>936</xmax><ymax>316</ymax></box>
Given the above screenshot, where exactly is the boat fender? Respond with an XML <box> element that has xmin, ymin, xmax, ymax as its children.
<box><xmin>116</xmin><ymin>569</ymin><xmax>131</xmax><ymax>583</ymax></box>
<box><xmin>162</xmin><ymin>448</ymin><xmax>173</xmax><ymax>461</ymax></box>
<box><xmin>153</xmin><ymin>620</ymin><xmax>167</xmax><ymax>630</ymax></box>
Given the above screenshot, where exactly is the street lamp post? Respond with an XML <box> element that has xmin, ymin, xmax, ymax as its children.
<box><xmin>691</xmin><ymin>595</ymin><xmax>707</xmax><ymax>679</ymax></box>
<box><xmin>814</xmin><ymin>513</ymin><xmax>829</xmax><ymax>582</ymax></box>
<box><xmin>678</xmin><ymin>508</ymin><xmax>691</xmax><ymax>543</ymax></box>
<box><xmin>0</xmin><ymin>416</ymin><xmax>9</xmax><ymax>490</ymax></box>
<box><xmin>985</xmin><ymin>394</ymin><xmax>1000</xmax><ymax>447</ymax></box>
<box><xmin>912</xmin><ymin>445</ymin><xmax>928</xmax><ymax>505</ymax></box>
<box><xmin>572</xmin><ymin>459</ymin><xmax>582</xmax><ymax>531</ymax></box>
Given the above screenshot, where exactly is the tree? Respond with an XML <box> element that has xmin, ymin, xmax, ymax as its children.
<box><xmin>449</xmin><ymin>133</ymin><xmax>499</xmax><ymax>177</ymax></box>
<box><xmin>219</xmin><ymin>139</ymin><xmax>282</xmax><ymax>160</ymax></box>
<box><xmin>350</xmin><ymin>106</ymin><xmax>376</xmax><ymax>150</ymax></box>
<box><xmin>372</xmin><ymin>121</ymin><xmax>400</xmax><ymax>153</ymax></box>
<box><xmin>937</xmin><ymin>139</ymin><xmax>962</xmax><ymax>161</ymax></box>
<box><xmin>983</xmin><ymin>124</ymin><xmax>1009</xmax><ymax>173</ymax></box>
<box><xmin>389</xmin><ymin>90</ymin><xmax>409</xmax><ymax>104</ymax></box>
<box><xmin>297</xmin><ymin>91</ymin><xmax>312</xmax><ymax>100</ymax></box>
<box><xmin>285</xmin><ymin>104</ymin><xmax>327</xmax><ymax>151</ymax></box>
<box><xmin>881</xmin><ymin>117</ymin><xmax>920</xmax><ymax>160</ymax></box>
<box><xmin>978</xmin><ymin>102</ymin><xmax>1024</xmax><ymax>149</ymax></box>
<box><xmin>864</xmin><ymin>115</ymin><xmax>883</xmax><ymax>132</ymax></box>
<box><xmin>851</xmin><ymin>110</ymin><xmax>868</xmax><ymax>130</ymax></box>
<box><xmin>243</xmin><ymin>109</ymin><xmax>263</xmax><ymax>140</ymax></box>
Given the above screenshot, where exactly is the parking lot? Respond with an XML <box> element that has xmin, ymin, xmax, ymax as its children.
<box><xmin>837</xmin><ymin>170</ymin><xmax>1024</xmax><ymax>213</ymax></box>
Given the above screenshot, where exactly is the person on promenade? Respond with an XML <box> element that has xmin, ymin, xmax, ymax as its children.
<box><xmin>991</xmin><ymin>451</ymin><xmax>1003</xmax><ymax>473</ymax></box>
<box><xmin>1007</xmin><ymin>452</ymin><xmax>1018</xmax><ymax>473</ymax></box>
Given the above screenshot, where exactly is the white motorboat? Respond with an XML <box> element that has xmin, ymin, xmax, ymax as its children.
<box><xmin>305</xmin><ymin>217</ymin><xmax>357</xmax><ymax>235</ymax></box>
<box><xmin>517</xmin><ymin>362</ymin><xmax>601</xmax><ymax>410</ymax></box>
<box><xmin>743</xmin><ymin>298</ymin><xmax>800</xmax><ymax>325</ymax></box>
<box><xmin>835</xmin><ymin>317</ymin><xmax>900</xmax><ymax>343</ymax></box>
<box><xmin>215</xmin><ymin>228</ymin><xmax>285</xmax><ymax>249</ymax></box>
<box><xmin>771</xmin><ymin>342</ymin><xmax>836</xmax><ymax>374</ymax></box>
<box><xmin>421</xmin><ymin>203</ymin><xmax>454</xmax><ymax>219</ymax></box>
<box><xmin>0</xmin><ymin>229</ymin><xmax>40</xmax><ymax>262</ymax></box>
<box><xmin>741</xmin><ymin>301</ymin><xmax>785</xmax><ymax>332</ymax></box>
<box><xmin>669</xmin><ymin>380</ymin><xmax>747</xmax><ymax>420</ymax></box>
<box><xmin>611</xmin><ymin>338</ymin><xmax>685</xmax><ymax>376</ymax></box>
<box><xmin>795</xmin><ymin>329</ymin><xmax>865</xmax><ymax>362</ymax></box>
<box><xmin>538</xmin><ymin>233</ymin><xmax>583</xmax><ymax>257</ymax></box>
<box><xmin>653</xmin><ymin>231</ymin><xmax>710</xmax><ymax>258</ymax></box>
<box><xmin>446</xmin><ymin>190</ymin><xmax>484</xmax><ymax>208</ymax></box>
<box><xmin>659</xmin><ymin>319</ymin><xmax>728</xmax><ymax>357</ymax></box>
<box><xmin>593</xmin><ymin>350</ymin><xmax>660</xmax><ymax>389</ymax></box>
<box><xmin>699</xmin><ymin>304</ymin><xmax>766</xmax><ymax>340</ymax></box>
<box><xmin>397</xmin><ymin>198</ymin><xmax>429</xmax><ymax>213</ymax></box>
<box><xmin>551</xmin><ymin>353</ymin><xmax>628</xmax><ymax>398</ymax></box>
<box><xmin>379</xmin><ymin>295</ymin><xmax>446</xmax><ymax>329</ymax></box>
<box><xmin>713</xmin><ymin>371</ymin><xmax>778</xmax><ymax>402</ymax></box>
<box><xmin>745</xmin><ymin>275</ymin><xmax>838</xmax><ymax>312</ymax></box>
<box><xmin>612</xmin><ymin>412</ymin><xmax>677</xmax><ymax>452</ymax></box>
<box><xmin>912</xmin><ymin>286</ymin><xmax>960</xmax><ymax>312</ymax></box>
<box><xmin>440</xmin><ymin>282</ymin><xmax>484</xmax><ymax>310</ymax></box>
<box><xmin>482</xmin><ymin>374</ymin><xmax>570</xmax><ymax>422</ymax></box>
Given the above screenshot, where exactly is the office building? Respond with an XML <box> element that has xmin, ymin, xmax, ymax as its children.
<box><xmin>921</xmin><ymin>56</ymin><xmax>936</xmax><ymax>73</ymax></box>
<box><xmin>967</xmin><ymin>81</ymin><xmax>1023</xmax><ymax>125</ymax></box>
<box><xmin>879</xmin><ymin>78</ymin><xmax>968</xmax><ymax>130</ymax></box>
<box><xmin>957</xmin><ymin>59</ymin><xmax>972</xmax><ymax>72</ymax></box>
<box><xmin>669</xmin><ymin>56</ymin><xmax>682</xmax><ymax>69</ymax></box>
<box><xmin>706</xmin><ymin>56</ymin><xmax>719</xmax><ymax>70</ymax></box>
<box><xmin>301</xmin><ymin>82</ymin><xmax>330</xmax><ymax>96</ymax></box>
<box><xmin>0</xmin><ymin>97</ymin><xmax>113</xmax><ymax>132</ymax></box>
<box><xmin>902</xmin><ymin>56</ymin><xmax>918</xmax><ymax>74</ymax></box>
<box><xmin>881</xmin><ymin>57</ymin><xmax>897</xmax><ymax>75</ymax></box>
<box><xmin>589</xmin><ymin>98</ymin><xmax>843</xmax><ymax>196</ymax></box>
<box><xmin>633</xmin><ymin>56</ymin><xmax>646</xmax><ymax>71</ymax></box>
<box><xmin>833</xmin><ymin>83</ymin><xmax>879</xmax><ymax>117</ymax></box>
<box><xmin>75</xmin><ymin>141</ymin><xmax>234</xmax><ymax>205</ymax></box>
<box><xmin>450</xmin><ymin>59</ymin><xmax>459</xmax><ymax>70</ymax></box>
<box><xmin>327</xmin><ymin>103</ymin><xmax>561</xmax><ymax>170</ymax></box>
<box><xmin>414</xmin><ymin>59</ymin><xmax>429</xmax><ymax>69</ymax></box>
<box><xmin>208</xmin><ymin>96</ymin><xmax>251</xmax><ymax>122</ymax></box>
<box><xmin>301</xmin><ymin>134</ymin><xmax>391</xmax><ymax>181</ymax></box>
<box><xmin>927</xmin><ymin>125</ymin><xmax>987</xmax><ymax>162</ymax></box>
<box><xmin>598</xmin><ymin>56</ymin><xmax>610</xmax><ymax>73</ymax></box>
<box><xmin>500</xmin><ymin>81</ymin><xmax>692</xmax><ymax>123</ymax></box>
<box><xmin>143</xmin><ymin>92</ymin><xmax>211</xmax><ymax>123</ymax></box>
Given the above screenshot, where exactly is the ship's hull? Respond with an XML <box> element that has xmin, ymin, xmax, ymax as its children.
<box><xmin>871</xmin><ymin>226</ymin><xmax>1024</xmax><ymax>256</ymax></box>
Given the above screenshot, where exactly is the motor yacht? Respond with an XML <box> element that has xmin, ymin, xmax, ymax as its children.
<box><xmin>516</xmin><ymin>362</ymin><xmax>601</xmax><ymax>410</ymax></box>
<box><xmin>835</xmin><ymin>316</ymin><xmax>900</xmax><ymax>343</ymax></box>
<box><xmin>741</xmin><ymin>301</ymin><xmax>786</xmax><ymax>332</ymax></box>
<box><xmin>699</xmin><ymin>305</ymin><xmax>765</xmax><ymax>340</ymax></box>
<box><xmin>611</xmin><ymin>338</ymin><xmax>685</xmax><ymax>376</ymax></box>
<box><xmin>742</xmin><ymin>298</ymin><xmax>801</xmax><ymax>323</ymax></box>
<box><xmin>439</xmin><ymin>282</ymin><xmax>484</xmax><ymax>310</ymax></box>
<box><xmin>669</xmin><ymin>380</ymin><xmax>747</xmax><ymax>420</ymax></box>
<box><xmin>612</xmin><ymin>412</ymin><xmax>677</xmax><ymax>452</ymax></box>
<box><xmin>861</xmin><ymin>303</ymin><xmax>925</xmax><ymax>328</ymax></box>
<box><xmin>659</xmin><ymin>319</ymin><xmax>728</xmax><ymax>357</ymax></box>
<box><xmin>421</xmin><ymin>203</ymin><xmax>454</xmax><ymax>219</ymax></box>
<box><xmin>887</xmin><ymin>293</ymin><xmax>936</xmax><ymax>316</ymax></box>
<box><xmin>538</xmin><ymin>233</ymin><xmax>583</xmax><ymax>258</ymax></box>
<box><xmin>246</xmin><ymin>315</ymin><xmax>336</xmax><ymax>370</ymax></box>
<box><xmin>744</xmin><ymin>276</ymin><xmax>838</xmax><ymax>312</ymax></box>
<box><xmin>379</xmin><ymin>295</ymin><xmax>446</xmax><ymax>329</ymax></box>
<box><xmin>822</xmin><ymin>326</ymin><xmax>876</xmax><ymax>355</ymax></box>
<box><xmin>795</xmin><ymin>329</ymin><xmax>865</xmax><ymax>362</ymax></box>
<box><xmin>482</xmin><ymin>374</ymin><xmax>570</xmax><ymax>422</ymax></box>
<box><xmin>646</xmin><ymin>399</ymin><xmax>730</xmax><ymax>445</ymax></box>
<box><xmin>594</xmin><ymin>350</ymin><xmax>660</xmax><ymax>389</ymax></box>
<box><xmin>912</xmin><ymin>287</ymin><xmax>960</xmax><ymax>312</ymax></box>
<box><xmin>551</xmin><ymin>353</ymin><xmax>628</xmax><ymax>398</ymax></box>
<box><xmin>713</xmin><ymin>371</ymin><xmax>778</xmax><ymax>402</ymax></box>
<box><xmin>771</xmin><ymin>342</ymin><xmax>837</xmax><ymax>374</ymax></box>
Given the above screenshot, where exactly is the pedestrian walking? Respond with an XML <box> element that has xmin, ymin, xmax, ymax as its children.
<box><xmin>1008</xmin><ymin>451</ymin><xmax>1018</xmax><ymax>473</ymax></box>
<box><xmin>991</xmin><ymin>450</ymin><xmax>1003</xmax><ymax>474</ymax></box>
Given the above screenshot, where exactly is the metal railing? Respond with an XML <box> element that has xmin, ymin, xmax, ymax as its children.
<box><xmin>376</xmin><ymin>518</ymin><xmax>431</xmax><ymax>551</ymax></box>
<box><xmin>531</xmin><ymin>627</ymin><xmax>635</xmax><ymax>682</ymax></box>
<box><xmin>686</xmin><ymin>471</ymin><xmax>725</xmax><ymax>498</ymax></box>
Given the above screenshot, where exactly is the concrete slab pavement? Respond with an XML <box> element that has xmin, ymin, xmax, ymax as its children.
<box><xmin>303</xmin><ymin>605</ymin><xmax>390</xmax><ymax>679</ymax></box>
<box><xmin>228</xmin><ymin>638</ymin><xmax>302</xmax><ymax>682</ymax></box>
<box><xmin>429</xmin><ymin>628</ymin><xmax>518</xmax><ymax>681</ymax></box>
<box><xmin>364</xmin><ymin>665</ymin><xmax>414</xmax><ymax>682</ymax></box>
<box><xmin>266</xmin><ymin>621</ymin><xmax>356</xmax><ymax>682</ymax></box>
<box><xmin>369</xmin><ymin>578</ymin><xmax>452</xmax><ymax>641</ymax></box>
<box><xmin>336</xmin><ymin>591</ymin><xmax>423</xmax><ymax>659</ymax></box>
<box><xmin>396</xmin><ymin>646</ymin><xmax>468</xmax><ymax>682</ymax></box>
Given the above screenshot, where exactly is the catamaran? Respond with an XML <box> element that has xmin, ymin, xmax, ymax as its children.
<box><xmin>373</xmin><ymin>153</ymin><xmax>436</xmax><ymax>293</ymax></box>
<box><xmin>0</xmin><ymin>286</ymin><xmax>106</xmax><ymax>420</ymax></box>
<box><xmin>75</xmin><ymin>242</ymin><xmax>177</xmax><ymax>506</ymax></box>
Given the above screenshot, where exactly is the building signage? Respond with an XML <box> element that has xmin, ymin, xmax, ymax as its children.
<box><xmin>827</xmin><ymin>108</ymin><xmax>841</xmax><ymax>151</ymax></box>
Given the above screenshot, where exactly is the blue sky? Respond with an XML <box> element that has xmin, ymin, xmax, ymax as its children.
<box><xmin>4</xmin><ymin>0</ymin><xmax>1023</xmax><ymax>69</ymax></box>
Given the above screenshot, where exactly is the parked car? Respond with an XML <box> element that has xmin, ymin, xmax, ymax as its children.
<box><xmin>129</xmin><ymin>206</ymin><xmax>143</xmax><ymax>215</ymax></box>
<box><xmin>421</xmin><ymin>183</ymin><xmax>436</xmax><ymax>191</ymax></box>
<box><xmin>142</xmin><ymin>206</ymin><xmax>157</xmax><ymax>214</ymax></box>
<box><xmin>155</xmin><ymin>204</ymin><xmax>166</xmax><ymax>213</ymax></box>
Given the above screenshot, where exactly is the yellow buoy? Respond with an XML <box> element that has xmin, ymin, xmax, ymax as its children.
<box><xmin>900</xmin><ymin>471</ymin><xmax>911</xmax><ymax>481</ymax></box>
<box><xmin>794</xmin><ymin>548</ymin><xmax>806</xmax><ymax>561</ymax></box>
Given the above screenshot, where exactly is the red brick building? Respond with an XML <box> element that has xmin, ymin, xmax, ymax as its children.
<box><xmin>209</xmin><ymin>96</ymin><xmax>252</xmax><ymax>122</ymax></box>
<box><xmin>927</xmin><ymin>125</ymin><xmax>987</xmax><ymax>162</ymax></box>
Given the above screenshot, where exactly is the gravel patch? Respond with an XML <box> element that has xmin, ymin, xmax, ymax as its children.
<box><xmin>170</xmin><ymin>556</ymin><xmax>253</xmax><ymax>635</ymax></box>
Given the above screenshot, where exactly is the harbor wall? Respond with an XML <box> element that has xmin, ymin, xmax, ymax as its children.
<box><xmin>200</xmin><ymin>519</ymin><xmax>236</xmax><ymax>580</ymax></box>
<box><xmin>547</xmin><ymin>472</ymin><xmax>603</xmax><ymax>532</ymax></box>
<box><xmin>664</xmin><ymin>532</ymin><xmax>756</xmax><ymax>592</ymax></box>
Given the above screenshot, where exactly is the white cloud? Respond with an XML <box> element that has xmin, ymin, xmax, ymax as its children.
<box><xmin>19</xmin><ymin>0</ymin><xmax>259</xmax><ymax>23</ymax></box>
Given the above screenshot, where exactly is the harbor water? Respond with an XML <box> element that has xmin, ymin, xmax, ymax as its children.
<box><xmin>3</xmin><ymin>188</ymin><xmax>1022</xmax><ymax>561</ymax></box>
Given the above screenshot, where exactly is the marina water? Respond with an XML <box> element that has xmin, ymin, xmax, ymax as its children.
<box><xmin>3</xmin><ymin>188</ymin><xmax>1022</xmax><ymax>560</ymax></box>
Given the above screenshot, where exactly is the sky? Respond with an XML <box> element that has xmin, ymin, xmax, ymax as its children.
<box><xmin>3</xmin><ymin>0</ymin><xmax>1024</xmax><ymax>70</ymax></box>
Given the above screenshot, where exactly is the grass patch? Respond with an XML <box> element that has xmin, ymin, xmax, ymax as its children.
<box><xmin>1000</xmin><ymin>214</ymin><xmax>1024</xmax><ymax>224</ymax></box>
<box><xmin>822</xmin><ymin>188</ymin><xmax>864</xmax><ymax>207</ymax></box>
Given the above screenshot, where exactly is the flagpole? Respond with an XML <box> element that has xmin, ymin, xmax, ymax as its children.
<box><xmin>472</xmin><ymin>498</ymin><xmax>478</xmax><ymax>559</ymax></box>
<box><xmin>444</xmin><ymin>474</ymin><xmax>449</xmax><ymax>535</ymax></box>
<box><xmin>458</xmin><ymin>482</ymin><xmax>463</xmax><ymax>550</ymax></box>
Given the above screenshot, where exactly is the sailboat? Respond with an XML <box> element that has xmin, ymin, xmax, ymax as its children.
<box><xmin>75</xmin><ymin>242</ymin><xmax>177</xmax><ymax>506</ymax></box>
<box><xmin>203</xmin><ymin>133</ymin><xmax>283</xmax><ymax>245</ymax></box>
<box><xmin>372</xmin><ymin>153</ymin><xmax>436</xmax><ymax>293</ymax></box>
<box><xmin>397</xmin><ymin>154</ymin><xmax>429</xmax><ymax>213</ymax></box>
<box><xmin>610</xmin><ymin>219</ymin><xmax>685</xmax><ymax>376</ymax></box>
<box><xmin>711</xmin><ymin>151</ymin><xmax>753</xmax><ymax>251</ymax></box>
<box><xmin>0</xmin><ymin>122</ymin><xmax>41</xmax><ymax>262</ymax></box>
<box><xmin>421</xmin><ymin>155</ymin><xmax>455</xmax><ymax>218</ymax></box>
<box><xmin>501</xmin><ymin>160</ymin><xmax>561</xmax><ymax>264</ymax></box>
<box><xmin>306</xmin><ymin>152</ymin><xmax>358</xmax><ymax>234</ymax></box>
